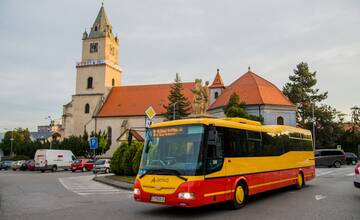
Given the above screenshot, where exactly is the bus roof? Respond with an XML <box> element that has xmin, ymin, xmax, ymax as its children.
<box><xmin>150</xmin><ymin>117</ymin><xmax>311</xmax><ymax>135</ymax></box>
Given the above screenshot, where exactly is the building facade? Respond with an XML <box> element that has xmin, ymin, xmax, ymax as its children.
<box><xmin>61</xmin><ymin>5</ymin><xmax>296</xmax><ymax>157</ymax></box>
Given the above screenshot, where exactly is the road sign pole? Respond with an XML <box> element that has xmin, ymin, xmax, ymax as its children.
<box><xmin>94</xmin><ymin>148</ymin><xmax>97</xmax><ymax>178</ymax></box>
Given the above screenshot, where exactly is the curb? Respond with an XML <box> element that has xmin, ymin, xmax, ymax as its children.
<box><xmin>93</xmin><ymin>175</ymin><xmax>133</xmax><ymax>191</ymax></box>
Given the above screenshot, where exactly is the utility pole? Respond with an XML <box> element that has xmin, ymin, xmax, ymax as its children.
<box><xmin>312</xmin><ymin>103</ymin><xmax>316</xmax><ymax>150</ymax></box>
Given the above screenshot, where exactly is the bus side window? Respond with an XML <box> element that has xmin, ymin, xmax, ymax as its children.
<box><xmin>206</xmin><ymin>129</ymin><xmax>224</xmax><ymax>174</ymax></box>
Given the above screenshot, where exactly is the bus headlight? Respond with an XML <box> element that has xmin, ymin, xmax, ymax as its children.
<box><xmin>133</xmin><ymin>188</ymin><xmax>141</xmax><ymax>195</ymax></box>
<box><xmin>178</xmin><ymin>192</ymin><xmax>195</xmax><ymax>200</ymax></box>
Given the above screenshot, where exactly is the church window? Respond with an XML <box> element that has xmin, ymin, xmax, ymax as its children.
<box><xmin>87</xmin><ymin>77</ymin><xmax>93</xmax><ymax>89</ymax></box>
<box><xmin>112</xmin><ymin>78</ymin><xmax>115</xmax><ymax>86</ymax></box>
<box><xmin>277</xmin><ymin>116</ymin><xmax>284</xmax><ymax>125</ymax></box>
<box><xmin>90</xmin><ymin>42</ymin><xmax>98</xmax><ymax>53</ymax></box>
<box><xmin>107</xmin><ymin>126</ymin><xmax>112</xmax><ymax>146</ymax></box>
<box><xmin>85</xmin><ymin>103</ymin><xmax>90</xmax><ymax>114</ymax></box>
<box><xmin>215</xmin><ymin>91</ymin><xmax>219</xmax><ymax>99</ymax></box>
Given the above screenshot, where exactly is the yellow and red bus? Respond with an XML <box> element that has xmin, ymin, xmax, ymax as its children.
<box><xmin>133</xmin><ymin>117</ymin><xmax>315</xmax><ymax>208</ymax></box>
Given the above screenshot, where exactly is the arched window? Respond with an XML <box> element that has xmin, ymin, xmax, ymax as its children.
<box><xmin>85</xmin><ymin>103</ymin><xmax>90</xmax><ymax>114</ymax></box>
<box><xmin>277</xmin><ymin>116</ymin><xmax>284</xmax><ymax>125</ymax></box>
<box><xmin>87</xmin><ymin>77</ymin><xmax>93</xmax><ymax>89</ymax></box>
<box><xmin>107</xmin><ymin>126</ymin><xmax>112</xmax><ymax>146</ymax></box>
<box><xmin>112</xmin><ymin>78</ymin><xmax>115</xmax><ymax>86</ymax></box>
<box><xmin>214</xmin><ymin>91</ymin><xmax>219</xmax><ymax>99</ymax></box>
<box><xmin>94</xmin><ymin>26</ymin><xmax>98</xmax><ymax>31</ymax></box>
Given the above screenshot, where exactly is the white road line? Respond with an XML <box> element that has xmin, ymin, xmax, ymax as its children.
<box><xmin>315</xmin><ymin>195</ymin><xmax>327</xmax><ymax>200</ymax></box>
<box><xmin>316</xmin><ymin>171</ymin><xmax>335</xmax><ymax>177</ymax></box>
<box><xmin>59</xmin><ymin>175</ymin><xmax>130</xmax><ymax>196</ymax></box>
<box><xmin>346</xmin><ymin>173</ymin><xmax>355</xmax><ymax>176</ymax></box>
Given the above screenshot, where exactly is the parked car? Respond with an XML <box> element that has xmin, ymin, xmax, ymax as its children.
<box><xmin>35</xmin><ymin>149</ymin><xmax>76</xmax><ymax>173</ymax></box>
<box><xmin>71</xmin><ymin>159</ymin><xmax>90</xmax><ymax>172</ymax></box>
<box><xmin>0</xmin><ymin>160</ymin><xmax>12</xmax><ymax>170</ymax></box>
<box><xmin>345</xmin><ymin>152</ymin><xmax>358</xmax><ymax>165</ymax></box>
<box><xmin>20</xmin><ymin>160</ymin><xmax>35</xmax><ymax>171</ymax></box>
<box><xmin>12</xmin><ymin>160</ymin><xmax>26</xmax><ymax>171</ymax></box>
<box><xmin>354</xmin><ymin>163</ymin><xmax>360</xmax><ymax>188</ymax></box>
<box><xmin>84</xmin><ymin>159</ymin><xmax>94</xmax><ymax>171</ymax></box>
<box><xmin>315</xmin><ymin>149</ymin><xmax>346</xmax><ymax>168</ymax></box>
<box><xmin>93</xmin><ymin>159</ymin><xmax>110</xmax><ymax>174</ymax></box>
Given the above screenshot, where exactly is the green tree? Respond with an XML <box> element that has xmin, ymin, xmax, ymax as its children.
<box><xmin>163</xmin><ymin>73</ymin><xmax>191</xmax><ymax>120</ymax></box>
<box><xmin>283</xmin><ymin>62</ymin><xmax>328</xmax><ymax>126</ymax></box>
<box><xmin>350</xmin><ymin>106</ymin><xmax>360</xmax><ymax>132</ymax></box>
<box><xmin>223</xmin><ymin>93</ymin><xmax>263</xmax><ymax>122</ymax></box>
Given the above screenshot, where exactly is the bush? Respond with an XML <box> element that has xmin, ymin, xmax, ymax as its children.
<box><xmin>110</xmin><ymin>141</ymin><xmax>144</xmax><ymax>176</ymax></box>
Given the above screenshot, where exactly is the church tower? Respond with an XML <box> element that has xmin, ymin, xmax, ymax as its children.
<box><xmin>62</xmin><ymin>5</ymin><xmax>121</xmax><ymax>137</ymax></box>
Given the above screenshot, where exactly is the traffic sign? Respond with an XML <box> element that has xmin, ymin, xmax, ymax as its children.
<box><xmin>89</xmin><ymin>137</ymin><xmax>98</xmax><ymax>150</ymax></box>
<box><xmin>337</xmin><ymin>145</ymin><xmax>342</xmax><ymax>150</ymax></box>
<box><xmin>145</xmin><ymin>106</ymin><xmax>156</xmax><ymax>120</ymax></box>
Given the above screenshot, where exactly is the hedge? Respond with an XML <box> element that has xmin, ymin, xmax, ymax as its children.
<box><xmin>110</xmin><ymin>141</ymin><xmax>144</xmax><ymax>176</ymax></box>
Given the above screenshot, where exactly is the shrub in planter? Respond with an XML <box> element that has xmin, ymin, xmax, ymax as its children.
<box><xmin>110</xmin><ymin>141</ymin><xmax>144</xmax><ymax>176</ymax></box>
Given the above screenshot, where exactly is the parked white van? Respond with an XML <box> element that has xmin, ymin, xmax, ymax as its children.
<box><xmin>34</xmin><ymin>149</ymin><xmax>76</xmax><ymax>172</ymax></box>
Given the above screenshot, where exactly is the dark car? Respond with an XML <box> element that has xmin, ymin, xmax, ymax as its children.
<box><xmin>0</xmin><ymin>160</ymin><xmax>13</xmax><ymax>170</ymax></box>
<box><xmin>345</xmin><ymin>152</ymin><xmax>358</xmax><ymax>165</ymax></box>
<box><xmin>315</xmin><ymin>149</ymin><xmax>346</xmax><ymax>168</ymax></box>
<box><xmin>20</xmin><ymin>160</ymin><xmax>35</xmax><ymax>171</ymax></box>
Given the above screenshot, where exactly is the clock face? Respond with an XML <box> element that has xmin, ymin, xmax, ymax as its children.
<box><xmin>90</xmin><ymin>43</ymin><xmax>98</xmax><ymax>53</ymax></box>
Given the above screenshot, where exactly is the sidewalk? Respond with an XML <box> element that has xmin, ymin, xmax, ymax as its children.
<box><xmin>93</xmin><ymin>175</ymin><xmax>133</xmax><ymax>191</ymax></box>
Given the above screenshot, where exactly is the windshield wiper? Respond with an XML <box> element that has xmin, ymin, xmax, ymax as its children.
<box><xmin>139</xmin><ymin>169</ymin><xmax>188</xmax><ymax>181</ymax></box>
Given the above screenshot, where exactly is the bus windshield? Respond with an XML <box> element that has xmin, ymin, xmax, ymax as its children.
<box><xmin>139</xmin><ymin>124</ymin><xmax>204</xmax><ymax>176</ymax></box>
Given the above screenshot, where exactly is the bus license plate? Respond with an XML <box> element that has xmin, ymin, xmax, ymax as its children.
<box><xmin>150</xmin><ymin>196</ymin><xmax>165</xmax><ymax>203</ymax></box>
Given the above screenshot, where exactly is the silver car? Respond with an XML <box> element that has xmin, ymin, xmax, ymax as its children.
<box><xmin>93</xmin><ymin>159</ymin><xmax>110</xmax><ymax>174</ymax></box>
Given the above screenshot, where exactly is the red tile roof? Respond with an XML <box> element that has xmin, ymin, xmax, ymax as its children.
<box><xmin>209</xmin><ymin>71</ymin><xmax>294</xmax><ymax>110</ymax></box>
<box><xmin>97</xmin><ymin>83</ymin><xmax>195</xmax><ymax>117</ymax></box>
<box><xmin>209</xmin><ymin>69</ymin><xmax>225</xmax><ymax>88</ymax></box>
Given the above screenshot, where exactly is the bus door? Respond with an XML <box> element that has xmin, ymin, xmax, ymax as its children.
<box><xmin>204</xmin><ymin>126</ymin><xmax>226</xmax><ymax>202</ymax></box>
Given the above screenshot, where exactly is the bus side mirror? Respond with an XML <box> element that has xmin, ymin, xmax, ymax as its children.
<box><xmin>208</xmin><ymin>126</ymin><xmax>218</xmax><ymax>146</ymax></box>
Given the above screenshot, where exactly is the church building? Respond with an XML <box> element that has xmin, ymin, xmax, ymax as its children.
<box><xmin>61</xmin><ymin>5</ymin><xmax>296</xmax><ymax>156</ymax></box>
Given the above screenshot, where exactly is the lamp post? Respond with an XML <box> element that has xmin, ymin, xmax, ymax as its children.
<box><xmin>44</xmin><ymin>116</ymin><xmax>53</xmax><ymax>149</ymax></box>
<box><xmin>312</xmin><ymin>103</ymin><xmax>316</xmax><ymax>150</ymax></box>
<box><xmin>173</xmin><ymin>102</ymin><xmax>178</xmax><ymax>120</ymax></box>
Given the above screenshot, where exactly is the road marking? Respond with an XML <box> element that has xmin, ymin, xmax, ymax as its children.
<box><xmin>59</xmin><ymin>175</ymin><xmax>130</xmax><ymax>196</ymax></box>
<box><xmin>346</xmin><ymin>173</ymin><xmax>355</xmax><ymax>176</ymax></box>
<box><xmin>315</xmin><ymin>195</ymin><xmax>327</xmax><ymax>200</ymax></box>
<box><xmin>316</xmin><ymin>171</ymin><xmax>335</xmax><ymax>177</ymax></box>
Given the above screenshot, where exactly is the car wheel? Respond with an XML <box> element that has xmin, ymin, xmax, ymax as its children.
<box><xmin>41</xmin><ymin>169</ymin><xmax>45</xmax><ymax>173</ymax></box>
<box><xmin>71</xmin><ymin>169</ymin><xmax>76</xmax><ymax>172</ymax></box>
<box><xmin>352</xmin><ymin>160</ymin><xmax>356</xmax><ymax>165</ymax></box>
<box><xmin>82</xmin><ymin>167</ymin><xmax>86</xmax><ymax>172</ymax></box>
<box><xmin>105</xmin><ymin>168</ymin><xmax>110</xmax><ymax>174</ymax></box>
<box><xmin>334</xmin><ymin>161</ymin><xmax>341</xmax><ymax>168</ymax></box>
<box><xmin>229</xmin><ymin>181</ymin><xmax>248</xmax><ymax>209</ymax></box>
<box><xmin>51</xmin><ymin>165</ymin><xmax>57</xmax><ymax>172</ymax></box>
<box><xmin>295</xmin><ymin>172</ymin><xmax>304</xmax><ymax>189</ymax></box>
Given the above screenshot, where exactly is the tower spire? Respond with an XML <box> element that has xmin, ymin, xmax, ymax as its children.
<box><xmin>88</xmin><ymin>4</ymin><xmax>113</xmax><ymax>39</ymax></box>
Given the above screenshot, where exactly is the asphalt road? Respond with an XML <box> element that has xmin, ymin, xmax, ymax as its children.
<box><xmin>0</xmin><ymin>166</ymin><xmax>359</xmax><ymax>220</ymax></box>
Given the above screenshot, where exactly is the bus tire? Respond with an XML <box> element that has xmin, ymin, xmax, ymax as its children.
<box><xmin>230</xmin><ymin>181</ymin><xmax>248</xmax><ymax>209</ymax></box>
<box><xmin>296</xmin><ymin>172</ymin><xmax>304</xmax><ymax>189</ymax></box>
<box><xmin>51</xmin><ymin>165</ymin><xmax>57</xmax><ymax>172</ymax></box>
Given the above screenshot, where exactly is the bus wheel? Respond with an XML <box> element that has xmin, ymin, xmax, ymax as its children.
<box><xmin>296</xmin><ymin>173</ymin><xmax>304</xmax><ymax>189</ymax></box>
<box><xmin>51</xmin><ymin>165</ymin><xmax>57</xmax><ymax>172</ymax></box>
<box><xmin>230</xmin><ymin>182</ymin><xmax>248</xmax><ymax>209</ymax></box>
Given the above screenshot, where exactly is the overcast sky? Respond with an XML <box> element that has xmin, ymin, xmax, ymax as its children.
<box><xmin>0</xmin><ymin>0</ymin><xmax>359</xmax><ymax>131</ymax></box>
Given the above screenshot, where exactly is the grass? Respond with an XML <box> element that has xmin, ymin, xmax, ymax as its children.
<box><xmin>107</xmin><ymin>175</ymin><xmax>136</xmax><ymax>184</ymax></box>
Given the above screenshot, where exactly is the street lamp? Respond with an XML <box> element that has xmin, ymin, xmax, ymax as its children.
<box><xmin>312</xmin><ymin>103</ymin><xmax>316</xmax><ymax>150</ymax></box>
<box><xmin>44</xmin><ymin>116</ymin><xmax>53</xmax><ymax>149</ymax></box>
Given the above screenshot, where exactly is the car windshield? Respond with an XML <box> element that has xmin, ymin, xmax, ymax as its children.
<box><xmin>95</xmin><ymin>160</ymin><xmax>105</xmax><ymax>165</ymax></box>
<box><xmin>74</xmin><ymin>159</ymin><xmax>81</xmax><ymax>163</ymax></box>
<box><xmin>139</xmin><ymin>124</ymin><xmax>204</xmax><ymax>176</ymax></box>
